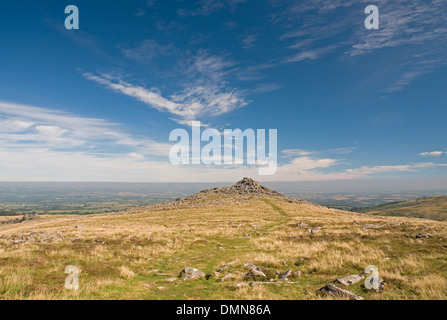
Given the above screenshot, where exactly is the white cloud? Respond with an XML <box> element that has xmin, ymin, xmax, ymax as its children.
<box><xmin>344</xmin><ymin>162</ymin><xmax>441</xmax><ymax>175</ymax></box>
<box><xmin>84</xmin><ymin>72</ymin><xmax>249</xmax><ymax>124</ymax></box>
<box><xmin>0</xmin><ymin>101</ymin><xmax>171</xmax><ymax>156</ymax></box>
<box><xmin>345</xmin><ymin>164</ymin><xmax>414</xmax><ymax>175</ymax></box>
<box><xmin>281</xmin><ymin>149</ymin><xmax>314</xmax><ymax>157</ymax></box>
<box><xmin>0</xmin><ymin>119</ymin><xmax>34</xmax><ymax>132</ymax></box>
<box><xmin>331</xmin><ymin>147</ymin><xmax>358</xmax><ymax>155</ymax></box>
<box><xmin>279</xmin><ymin>156</ymin><xmax>340</xmax><ymax>173</ymax></box>
<box><xmin>281</xmin><ymin>147</ymin><xmax>357</xmax><ymax>158</ymax></box>
<box><xmin>420</xmin><ymin>151</ymin><xmax>444</xmax><ymax>157</ymax></box>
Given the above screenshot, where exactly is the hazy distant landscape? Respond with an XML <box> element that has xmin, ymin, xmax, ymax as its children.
<box><xmin>1</xmin><ymin>180</ymin><xmax>447</xmax><ymax>217</ymax></box>
<box><xmin>359</xmin><ymin>195</ymin><xmax>447</xmax><ymax>221</ymax></box>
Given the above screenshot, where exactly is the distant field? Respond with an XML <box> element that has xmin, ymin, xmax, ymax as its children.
<box><xmin>0</xmin><ymin>182</ymin><xmax>206</xmax><ymax>217</ymax></box>
<box><xmin>0</xmin><ymin>199</ymin><xmax>168</xmax><ymax>216</ymax></box>
<box><xmin>359</xmin><ymin>196</ymin><xmax>447</xmax><ymax>221</ymax></box>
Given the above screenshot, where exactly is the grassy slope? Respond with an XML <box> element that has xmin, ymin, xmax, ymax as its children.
<box><xmin>360</xmin><ymin>196</ymin><xmax>447</xmax><ymax>222</ymax></box>
<box><xmin>0</xmin><ymin>198</ymin><xmax>447</xmax><ymax>300</ymax></box>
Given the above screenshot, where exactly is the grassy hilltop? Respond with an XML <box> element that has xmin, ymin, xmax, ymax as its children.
<box><xmin>359</xmin><ymin>196</ymin><xmax>447</xmax><ymax>222</ymax></box>
<box><xmin>0</xmin><ymin>178</ymin><xmax>446</xmax><ymax>300</ymax></box>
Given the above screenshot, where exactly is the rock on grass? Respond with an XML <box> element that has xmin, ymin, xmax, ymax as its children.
<box><xmin>336</xmin><ymin>274</ymin><xmax>365</xmax><ymax>286</ymax></box>
<box><xmin>318</xmin><ymin>284</ymin><xmax>364</xmax><ymax>300</ymax></box>
<box><xmin>180</xmin><ymin>267</ymin><xmax>206</xmax><ymax>280</ymax></box>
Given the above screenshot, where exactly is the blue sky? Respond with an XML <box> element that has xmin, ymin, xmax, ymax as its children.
<box><xmin>0</xmin><ymin>0</ymin><xmax>446</xmax><ymax>182</ymax></box>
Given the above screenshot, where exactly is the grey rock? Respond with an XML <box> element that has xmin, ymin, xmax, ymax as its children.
<box><xmin>243</xmin><ymin>268</ymin><xmax>266</xmax><ymax>281</ymax></box>
<box><xmin>279</xmin><ymin>270</ymin><xmax>301</xmax><ymax>281</ymax></box>
<box><xmin>318</xmin><ymin>283</ymin><xmax>364</xmax><ymax>300</ymax></box>
<box><xmin>336</xmin><ymin>274</ymin><xmax>365</xmax><ymax>286</ymax></box>
<box><xmin>180</xmin><ymin>267</ymin><xmax>206</xmax><ymax>280</ymax></box>
<box><xmin>0</xmin><ymin>214</ymin><xmax>39</xmax><ymax>226</ymax></box>
<box><xmin>244</xmin><ymin>263</ymin><xmax>262</xmax><ymax>272</ymax></box>
<box><xmin>280</xmin><ymin>270</ymin><xmax>291</xmax><ymax>281</ymax></box>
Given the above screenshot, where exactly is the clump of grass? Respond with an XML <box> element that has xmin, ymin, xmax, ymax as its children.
<box><xmin>119</xmin><ymin>266</ymin><xmax>136</xmax><ymax>279</ymax></box>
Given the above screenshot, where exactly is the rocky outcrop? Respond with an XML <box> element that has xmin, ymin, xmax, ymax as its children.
<box><xmin>137</xmin><ymin>178</ymin><xmax>308</xmax><ymax>210</ymax></box>
<box><xmin>0</xmin><ymin>214</ymin><xmax>39</xmax><ymax>226</ymax></box>
<box><xmin>2</xmin><ymin>230</ymin><xmax>64</xmax><ymax>245</ymax></box>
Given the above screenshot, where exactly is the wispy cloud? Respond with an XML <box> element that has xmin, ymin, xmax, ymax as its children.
<box><xmin>0</xmin><ymin>101</ymin><xmax>171</xmax><ymax>156</ymax></box>
<box><xmin>242</xmin><ymin>34</ymin><xmax>259</xmax><ymax>49</ymax></box>
<box><xmin>122</xmin><ymin>40</ymin><xmax>177</xmax><ymax>62</ymax></box>
<box><xmin>262</xmin><ymin>158</ymin><xmax>447</xmax><ymax>182</ymax></box>
<box><xmin>86</xmin><ymin>48</ymin><xmax>252</xmax><ymax>125</ymax></box>
<box><xmin>276</xmin><ymin>0</ymin><xmax>447</xmax><ymax>93</ymax></box>
<box><xmin>330</xmin><ymin>147</ymin><xmax>359</xmax><ymax>155</ymax></box>
<box><xmin>348</xmin><ymin>0</ymin><xmax>447</xmax><ymax>56</ymax></box>
<box><xmin>285</xmin><ymin>45</ymin><xmax>338</xmax><ymax>63</ymax></box>
<box><xmin>344</xmin><ymin>162</ymin><xmax>447</xmax><ymax>175</ymax></box>
<box><xmin>384</xmin><ymin>71</ymin><xmax>426</xmax><ymax>93</ymax></box>
<box><xmin>83</xmin><ymin>72</ymin><xmax>249</xmax><ymax>125</ymax></box>
<box><xmin>281</xmin><ymin>149</ymin><xmax>315</xmax><ymax>158</ymax></box>
<box><xmin>186</xmin><ymin>50</ymin><xmax>237</xmax><ymax>82</ymax></box>
<box><xmin>177</xmin><ymin>0</ymin><xmax>246</xmax><ymax>16</ymax></box>
<box><xmin>281</xmin><ymin>147</ymin><xmax>358</xmax><ymax>158</ymax></box>
<box><xmin>420</xmin><ymin>151</ymin><xmax>445</xmax><ymax>157</ymax></box>
<box><xmin>245</xmin><ymin>83</ymin><xmax>281</xmax><ymax>95</ymax></box>
<box><xmin>279</xmin><ymin>156</ymin><xmax>340</xmax><ymax>173</ymax></box>
<box><xmin>135</xmin><ymin>0</ymin><xmax>156</xmax><ymax>17</ymax></box>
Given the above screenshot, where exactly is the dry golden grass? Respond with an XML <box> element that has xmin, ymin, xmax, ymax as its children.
<box><xmin>362</xmin><ymin>195</ymin><xmax>447</xmax><ymax>221</ymax></box>
<box><xmin>0</xmin><ymin>198</ymin><xmax>446</xmax><ymax>300</ymax></box>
